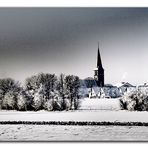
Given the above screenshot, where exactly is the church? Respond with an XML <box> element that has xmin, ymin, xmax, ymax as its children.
<box><xmin>90</xmin><ymin>44</ymin><xmax>135</xmax><ymax>98</ymax></box>
<box><xmin>88</xmin><ymin>44</ymin><xmax>120</xmax><ymax>98</ymax></box>
<box><xmin>79</xmin><ymin>44</ymin><xmax>136</xmax><ymax>99</ymax></box>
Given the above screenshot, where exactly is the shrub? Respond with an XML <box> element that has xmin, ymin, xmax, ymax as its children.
<box><xmin>120</xmin><ymin>90</ymin><xmax>148</xmax><ymax>111</ymax></box>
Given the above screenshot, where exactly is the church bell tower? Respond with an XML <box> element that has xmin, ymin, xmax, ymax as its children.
<box><xmin>94</xmin><ymin>43</ymin><xmax>104</xmax><ymax>87</ymax></box>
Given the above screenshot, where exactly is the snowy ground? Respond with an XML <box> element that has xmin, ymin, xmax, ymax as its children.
<box><xmin>0</xmin><ymin>124</ymin><xmax>148</xmax><ymax>141</ymax></box>
<box><xmin>1</xmin><ymin>110</ymin><xmax>148</xmax><ymax>123</ymax></box>
<box><xmin>0</xmin><ymin>98</ymin><xmax>148</xmax><ymax>123</ymax></box>
<box><xmin>79</xmin><ymin>98</ymin><xmax>120</xmax><ymax>110</ymax></box>
<box><xmin>1</xmin><ymin>98</ymin><xmax>148</xmax><ymax>141</ymax></box>
<box><xmin>0</xmin><ymin>98</ymin><xmax>122</xmax><ymax>122</ymax></box>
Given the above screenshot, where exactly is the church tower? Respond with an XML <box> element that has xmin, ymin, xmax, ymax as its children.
<box><xmin>94</xmin><ymin>44</ymin><xmax>104</xmax><ymax>87</ymax></box>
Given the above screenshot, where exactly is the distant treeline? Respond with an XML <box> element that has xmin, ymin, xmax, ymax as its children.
<box><xmin>0</xmin><ymin>73</ymin><xmax>80</xmax><ymax>111</ymax></box>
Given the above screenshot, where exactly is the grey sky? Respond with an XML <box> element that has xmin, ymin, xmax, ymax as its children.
<box><xmin>0</xmin><ymin>8</ymin><xmax>148</xmax><ymax>85</ymax></box>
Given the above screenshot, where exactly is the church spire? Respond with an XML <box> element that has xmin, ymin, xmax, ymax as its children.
<box><xmin>94</xmin><ymin>42</ymin><xmax>104</xmax><ymax>87</ymax></box>
<box><xmin>97</xmin><ymin>42</ymin><xmax>102</xmax><ymax>68</ymax></box>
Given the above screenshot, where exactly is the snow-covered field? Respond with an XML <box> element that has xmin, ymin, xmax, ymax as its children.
<box><xmin>0</xmin><ymin>124</ymin><xmax>148</xmax><ymax>141</ymax></box>
<box><xmin>1</xmin><ymin>110</ymin><xmax>148</xmax><ymax>123</ymax></box>
<box><xmin>1</xmin><ymin>98</ymin><xmax>148</xmax><ymax>141</ymax></box>
<box><xmin>0</xmin><ymin>98</ymin><xmax>148</xmax><ymax>123</ymax></box>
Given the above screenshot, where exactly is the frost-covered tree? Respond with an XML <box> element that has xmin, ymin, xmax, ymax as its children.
<box><xmin>57</xmin><ymin>74</ymin><xmax>67</xmax><ymax>110</ymax></box>
<box><xmin>32</xmin><ymin>84</ymin><xmax>45</xmax><ymax>111</ymax></box>
<box><xmin>52</xmin><ymin>93</ymin><xmax>62</xmax><ymax>111</ymax></box>
<box><xmin>25</xmin><ymin>73</ymin><xmax>58</xmax><ymax>111</ymax></box>
<box><xmin>25</xmin><ymin>75</ymin><xmax>38</xmax><ymax>91</ymax></box>
<box><xmin>17</xmin><ymin>90</ymin><xmax>27</xmax><ymax>111</ymax></box>
<box><xmin>57</xmin><ymin>74</ymin><xmax>65</xmax><ymax>99</ymax></box>
<box><xmin>65</xmin><ymin>75</ymin><xmax>74</xmax><ymax>109</ymax></box>
<box><xmin>25</xmin><ymin>73</ymin><xmax>57</xmax><ymax>101</ymax></box>
<box><xmin>32</xmin><ymin>92</ymin><xmax>43</xmax><ymax>111</ymax></box>
<box><xmin>64</xmin><ymin>75</ymin><xmax>80</xmax><ymax>109</ymax></box>
<box><xmin>120</xmin><ymin>90</ymin><xmax>148</xmax><ymax>111</ymax></box>
<box><xmin>2</xmin><ymin>90</ymin><xmax>17</xmax><ymax>110</ymax></box>
<box><xmin>72</xmin><ymin>76</ymin><xmax>80</xmax><ymax>109</ymax></box>
<box><xmin>43</xmin><ymin>99</ymin><xmax>54</xmax><ymax>111</ymax></box>
<box><xmin>0</xmin><ymin>73</ymin><xmax>82</xmax><ymax>111</ymax></box>
<box><xmin>0</xmin><ymin>89</ymin><xmax>3</xmax><ymax>109</ymax></box>
<box><xmin>43</xmin><ymin>91</ymin><xmax>62</xmax><ymax>111</ymax></box>
<box><xmin>42</xmin><ymin>73</ymin><xmax>57</xmax><ymax>100</ymax></box>
<box><xmin>0</xmin><ymin>78</ymin><xmax>21</xmax><ymax>110</ymax></box>
<box><xmin>63</xmin><ymin>97</ymin><xmax>71</xmax><ymax>110</ymax></box>
<box><xmin>0</xmin><ymin>78</ymin><xmax>21</xmax><ymax>98</ymax></box>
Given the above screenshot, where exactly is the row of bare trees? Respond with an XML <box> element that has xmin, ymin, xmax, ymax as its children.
<box><xmin>0</xmin><ymin>73</ymin><xmax>80</xmax><ymax>111</ymax></box>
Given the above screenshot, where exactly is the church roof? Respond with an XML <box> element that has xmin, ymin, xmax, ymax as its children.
<box><xmin>115</xmin><ymin>82</ymin><xmax>135</xmax><ymax>88</ymax></box>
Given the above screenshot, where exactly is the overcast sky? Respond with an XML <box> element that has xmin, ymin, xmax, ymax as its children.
<box><xmin>0</xmin><ymin>8</ymin><xmax>148</xmax><ymax>85</ymax></box>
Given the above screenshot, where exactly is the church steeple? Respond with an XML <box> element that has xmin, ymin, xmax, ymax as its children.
<box><xmin>97</xmin><ymin>43</ymin><xmax>102</xmax><ymax>68</ymax></box>
<box><xmin>94</xmin><ymin>43</ymin><xmax>104</xmax><ymax>87</ymax></box>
